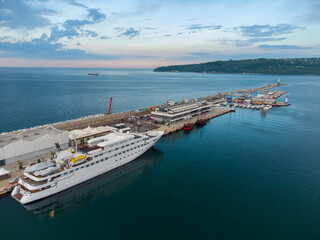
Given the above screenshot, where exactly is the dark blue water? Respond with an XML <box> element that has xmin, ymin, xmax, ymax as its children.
<box><xmin>0</xmin><ymin>68</ymin><xmax>320</xmax><ymax>240</ymax></box>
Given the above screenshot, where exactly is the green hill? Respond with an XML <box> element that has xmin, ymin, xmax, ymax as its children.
<box><xmin>154</xmin><ymin>58</ymin><xmax>320</xmax><ymax>75</ymax></box>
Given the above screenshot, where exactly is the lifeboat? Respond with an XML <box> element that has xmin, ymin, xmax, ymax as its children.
<box><xmin>183</xmin><ymin>123</ymin><xmax>194</xmax><ymax>131</ymax></box>
<box><xmin>70</xmin><ymin>155</ymin><xmax>87</xmax><ymax>166</ymax></box>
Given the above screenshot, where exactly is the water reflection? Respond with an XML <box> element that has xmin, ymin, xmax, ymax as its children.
<box><xmin>23</xmin><ymin>148</ymin><xmax>163</xmax><ymax>217</ymax></box>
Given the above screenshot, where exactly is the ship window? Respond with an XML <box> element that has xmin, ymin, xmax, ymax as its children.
<box><xmin>81</xmin><ymin>166</ymin><xmax>84</xmax><ymax>169</ymax></box>
<box><xmin>99</xmin><ymin>153</ymin><xmax>103</xmax><ymax>156</ymax></box>
<box><xmin>115</xmin><ymin>154</ymin><xmax>117</xmax><ymax>156</ymax></box>
<box><xmin>86</xmin><ymin>165</ymin><xmax>89</xmax><ymax>168</ymax></box>
<box><xmin>131</xmin><ymin>143</ymin><xmax>134</xmax><ymax>145</ymax></box>
<box><xmin>96</xmin><ymin>161</ymin><xmax>99</xmax><ymax>164</ymax></box>
<box><xmin>121</xmin><ymin>146</ymin><xmax>124</xmax><ymax>148</ymax></box>
<box><xmin>126</xmin><ymin>144</ymin><xmax>129</xmax><ymax>147</ymax></box>
<box><xmin>91</xmin><ymin>163</ymin><xmax>94</xmax><ymax>166</ymax></box>
<box><xmin>115</xmin><ymin>148</ymin><xmax>119</xmax><ymax>150</ymax></box>
<box><xmin>105</xmin><ymin>157</ymin><xmax>108</xmax><ymax>160</ymax></box>
<box><xmin>94</xmin><ymin>155</ymin><xmax>98</xmax><ymax>158</ymax></box>
<box><xmin>75</xmin><ymin>168</ymin><xmax>79</xmax><ymax>171</ymax></box>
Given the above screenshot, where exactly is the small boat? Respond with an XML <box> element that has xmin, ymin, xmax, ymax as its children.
<box><xmin>272</xmin><ymin>104</ymin><xmax>280</xmax><ymax>107</ymax></box>
<box><xmin>24</xmin><ymin>162</ymin><xmax>55</xmax><ymax>173</ymax></box>
<box><xmin>34</xmin><ymin>165</ymin><xmax>60</xmax><ymax>177</ymax></box>
<box><xmin>88</xmin><ymin>73</ymin><xmax>99</xmax><ymax>76</ymax></box>
<box><xmin>263</xmin><ymin>105</ymin><xmax>272</xmax><ymax>111</ymax></box>
<box><xmin>233</xmin><ymin>103</ymin><xmax>239</xmax><ymax>107</ymax></box>
<box><xmin>256</xmin><ymin>105</ymin><xmax>262</xmax><ymax>110</ymax></box>
<box><xmin>70</xmin><ymin>154</ymin><xmax>87</xmax><ymax>166</ymax></box>
<box><xmin>196</xmin><ymin>119</ymin><xmax>207</xmax><ymax>125</ymax></box>
<box><xmin>183</xmin><ymin>123</ymin><xmax>194</xmax><ymax>131</ymax></box>
<box><xmin>251</xmin><ymin>105</ymin><xmax>256</xmax><ymax>109</ymax></box>
<box><xmin>246</xmin><ymin>104</ymin><xmax>252</xmax><ymax>109</ymax></box>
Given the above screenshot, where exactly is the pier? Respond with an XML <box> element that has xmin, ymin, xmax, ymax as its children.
<box><xmin>0</xmin><ymin>81</ymin><xmax>289</xmax><ymax>194</ymax></box>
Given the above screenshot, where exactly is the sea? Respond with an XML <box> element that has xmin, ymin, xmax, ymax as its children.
<box><xmin>0</xmin><ymin>68</ymin><xmax>319</xmax><ymax>240</ymax></box>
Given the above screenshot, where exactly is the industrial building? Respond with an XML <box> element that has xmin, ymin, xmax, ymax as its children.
<box><xmin>151</xmin><ymin>100</ymin><xmax>212</xmax><ymax>124</ymax></box>
<box><xmin>0</xmin><ymin>126</ymin><xmax>69</xmax><ymax>166</ymax></box>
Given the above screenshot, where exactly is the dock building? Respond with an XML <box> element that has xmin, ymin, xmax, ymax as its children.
<box><xmin>151</xmin><ymin>100</ymin><xmax>212</xmax><ymax>124</ymax></box>
<box><xmin>0</xmin><ymin>126</ymin><xmax>68</xmax><ymax>166</ymax></box>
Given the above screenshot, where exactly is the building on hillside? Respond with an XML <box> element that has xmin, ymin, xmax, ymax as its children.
<box><xmin>0</xmin><ymin>126</ymin><xmax>69</xmax><ymax>166</ymax></box>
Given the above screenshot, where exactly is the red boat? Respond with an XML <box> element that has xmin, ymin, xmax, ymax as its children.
<box><xmin>272</xmin><ymin>104</ymin><xmax>281</xmax><ymax>107</ymax></box>
<box><xmin>196</xmin><ymin>119</ymin><xmax>207</xmax><ymax>125</ymax></box>
<box><xmin>183</xmin><ymin>123</ymin><xmax>194</xmax><ymax>131</ymax></box>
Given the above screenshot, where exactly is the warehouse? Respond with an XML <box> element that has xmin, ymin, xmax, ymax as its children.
<box><xmin>0</xmin><ymin>126</ymin><xmax>69</xmax><ymax>165</ymax></box>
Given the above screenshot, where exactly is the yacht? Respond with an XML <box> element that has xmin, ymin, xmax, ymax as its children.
<box><xmin>12</xmin><ymin>130</ymin><xmax>164</xmax><ymax>204</ymax></box>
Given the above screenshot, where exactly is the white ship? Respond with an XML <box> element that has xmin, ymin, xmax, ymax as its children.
<box><xmin>12</xmin><ymin>130</ymin><xmax>164</xmax><ymax>204</ymax></box>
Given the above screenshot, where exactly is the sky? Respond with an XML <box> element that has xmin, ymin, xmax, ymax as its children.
<box><xmin>0</xmin><ymin>0</ymin><xmax>319</xmax><ymax>68</ymax></box>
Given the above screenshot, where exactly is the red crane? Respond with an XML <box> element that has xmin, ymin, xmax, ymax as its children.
<box><xmin>107</xmin><ymin>97</ymin><xmax>112</xmax><ymax>114</ymax></box>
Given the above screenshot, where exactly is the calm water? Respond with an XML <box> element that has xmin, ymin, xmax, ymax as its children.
<box><xmin>0</xmin><ymin>68</ymin><xmax>320</xmax><ymax>240</ymax></box>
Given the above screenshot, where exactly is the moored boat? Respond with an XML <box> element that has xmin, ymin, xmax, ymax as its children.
<box><xmin>12</xmin><ymin>130</ymin><xmax>164</xmax><ymax>204</ymax></box>
<box><xmin>183</xmin><ymin>123</ymin><xmax>194</xmax><ymax>131</ymax></box>
<box><xmin>196</xmin><ymin>119</ymin><xmax>207</xmax><ymax>125</ymax></box>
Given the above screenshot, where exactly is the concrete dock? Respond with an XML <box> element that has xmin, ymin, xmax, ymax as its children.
<box><xmin>0</xmin><ymin>81</ymin><xmax>288</xmax><ymax>194</ymax></box>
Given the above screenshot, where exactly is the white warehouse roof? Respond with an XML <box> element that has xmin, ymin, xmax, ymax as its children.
<box><xmin>0</xmin><ymin>126</ymin><xmax>69</xmax><ymax>164</ymax></box>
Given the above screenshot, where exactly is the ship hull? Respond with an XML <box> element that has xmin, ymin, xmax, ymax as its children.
<box><xmin>12</xmin><ymin>131</ymin><xmax>163</xmax><ymax>204</ymax></box>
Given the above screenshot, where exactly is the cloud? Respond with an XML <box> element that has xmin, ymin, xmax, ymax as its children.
<box><xmin>259</xmin><ymin>44</ymin><xmax>313</xmax><ymax>50</ymax></box>
<box><xmin>296</xmin><ymin>2</ymin><xmax>320</xmax><ymax>24</ymax></box>
<box><xmin>232</xmin><ymin>24</ymin><xmax>301</xmax><ymax>48</ymax></box>
<box><xmin>69</xmin><ymin>1</ymin><xmax>88</xmax><ymax>9</ymax></box>
<box><xmin>0</xmin><ymin>0</ymin><xmax>56</xmax><ymax>29</ymax></box>
<box><xmin>87</xmin><ymin>8</ymin><xmax>106</xmax><ymax>22</ymax></box>
<box><xmin>234</xmin><ymin>37</ymin><xmax>287</xmax><ymax>47</ymax></box>
<box><xmin>0</xmin><ymin>34</ymin><xmax>117</xmax><ymax>60</ymax></box>
<box><xmin>114</xmin><ymin>27</ymin><xmax>141</xmax><ymax>39</ymax></box>
<box><xmin>237</xmin><ymin>24</ymin><xmax>300</xmax><ymax>38</ymax></box>
<box><xmin>84</xmin><ymin>30</ymin><xmax>98</xmax><ymax>38</ymax></box>
<box><xmin>121</xmin><ymin>28</ymin><xmax>140</xmax><ymax>39</ymax></box>
<box><xmin>100</xmin><ymin>36</ymin><xmax>110</xmax><ymax>40</ymax></box>
<box><xmin>186</xmin><ymin>24</ymin><xmax>222</xmax><ymax>31</ymax></box>
<box><xmin>48</xmin><ymin>8</ymin><xmax>105</xmax><ymax>41</ymax></box>
<box><xmin>118</xmin><ymin>3</ymin><xmax>161</xmax><ymax>18</ymax></box>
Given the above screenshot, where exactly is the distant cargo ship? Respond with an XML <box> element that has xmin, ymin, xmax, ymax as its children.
<box><xmin>88</xmin><ymin>73</ymin><xmax>99</xmax><ymax>75</ymax></box>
